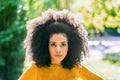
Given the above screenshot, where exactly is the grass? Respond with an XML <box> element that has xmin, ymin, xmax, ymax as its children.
<box><xmin>83</xmin><ymin>58</ymin><xmax>120</xmax><ymax>80</ymax></box>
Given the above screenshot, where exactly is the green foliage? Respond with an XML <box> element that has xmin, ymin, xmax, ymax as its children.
<box><xmin>24</xmin><ymin>0</ymin><xmax>74</xmax><ymax>19</ymax></box>
<box><xmin>104</xmin><ymin>26</ymin><xmax>120</xmax><ymax>36</ymax></box>
<box><xmin>103</xmin><ymin>53</ymin><xmax>120</xmax><ymax>66</ymax></box>
<box><xmin>0</xmin><ymin>0</ymin><xmax>22</xmax><ymax>30</ymax></box>
<box><xmin>77</xmin><ymin>0</ymin><xmax>120</xmax><ymax>36</ymax></box>
<box><xmin>0</xmin><ymin>0</ymin><xmax>26</xmax><ymax>80</ymax></box>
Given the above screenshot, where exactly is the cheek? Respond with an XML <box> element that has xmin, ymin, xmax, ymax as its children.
<box><xmin>65</xmin><ymin>47</ymin><xmax>68</xmax><ymax>52</ymax></box>
<box><xmin>49</xmin><ymin>47</ymin><xmax>54</xmax><ymax>55</ymax></box>
<box><xmin>63</xmin><ymin>46</ymin><xmax>68</xmax><ymax>55</ymax></box>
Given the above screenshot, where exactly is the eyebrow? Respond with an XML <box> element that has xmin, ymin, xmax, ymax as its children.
<box><xmin>49</xmin><ymin>41</ymin><xmax>68</xmax><ymax>43</ymax></box>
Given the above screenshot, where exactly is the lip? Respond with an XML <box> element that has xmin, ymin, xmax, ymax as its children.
<box><xmin>54</xmin><ymin>55</ymin><xmax>62</xmax><ymax>57</ymax></box>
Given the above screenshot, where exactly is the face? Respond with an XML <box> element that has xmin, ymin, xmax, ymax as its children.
<box><xmin>49</xmin><ymin>33</ymin><xmax>68</xmax><ymax>64</ymax></box>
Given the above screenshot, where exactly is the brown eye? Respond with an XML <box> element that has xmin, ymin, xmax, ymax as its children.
<box><xmin>61</xmin><ymin>43</ymin><xmax>67</xmax><ymax>47</ymax></box>
<box><xmin>50</xmin><ymin>43</ymin><xmax>56</xmax><ymax>47</ymax></box>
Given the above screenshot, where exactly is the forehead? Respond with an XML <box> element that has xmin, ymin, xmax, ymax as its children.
<box><xmin>49</xmin><ymin>33</ymin><xmax>68</xmax><ymax>42</ymax></box>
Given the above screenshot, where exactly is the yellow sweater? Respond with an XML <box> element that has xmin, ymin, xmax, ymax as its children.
<box><xmin>18</xmin><ymin>63</ymin><xmax>103</xmax><ymax>80</ymax></box>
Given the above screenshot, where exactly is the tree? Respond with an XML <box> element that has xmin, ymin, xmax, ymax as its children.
<box><xmin>0</xmin><ymin>0</ymin><xmax>26</xmax><ymax>80</ymax></box>
<box><xmin>24</xmin><ymin>0</ymin><xmax>74</xmax><ymax>20</ymax></box>
<box><xmin>76</xmin><ymin>0</ymin><xmax>120</xmax><ymax>36</ymax></box>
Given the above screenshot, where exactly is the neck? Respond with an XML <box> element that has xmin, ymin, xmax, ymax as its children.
<box><xmin>51</xmin><ymin>61</ymin><xmax>61</xmax><ymax>65</ymax></box>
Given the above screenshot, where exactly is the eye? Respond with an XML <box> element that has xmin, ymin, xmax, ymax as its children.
<box><xmin>61</xmin><ymin>43</ymin><xmax>67</xmax><ymax>47</ymax></box>
<box><xmin>50</xmin><ymin>42</ymin><xmax>56</xmax><ymax>47</ymax></box>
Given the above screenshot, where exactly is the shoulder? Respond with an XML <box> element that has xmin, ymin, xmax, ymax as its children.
<box><xmin>18</xmin><ymin>62</ymin><xmax>38</xmax><ymax>80</ymax></box>
<box><xmin>30</xmin><ymin>62</ymin><xmax>38</xmax><ymax>69</ymax></box>
<box><xmin>74</xmin><ymin>64</ymin><xmax>103</xmax><ymax>80</ymax></box>
<box><xmin>74</xmin><ymin>64</ymin><xmax>89</xmax><ymax>71</ymax></box>
<box><xmin>25</xmin><ymin>62</ymin><xmax>38</xmax><ymax>72</ymax></box>
<box><xmin>75</xmin><ymin>64</ymin><xmax>96</xmax><ymax>74</ymax></box>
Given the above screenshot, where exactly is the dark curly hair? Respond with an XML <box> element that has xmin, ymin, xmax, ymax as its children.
<box><xmin>24</xmin><ymin>9</ymin><xmax>89</xmax><ymax>69</ymax></box>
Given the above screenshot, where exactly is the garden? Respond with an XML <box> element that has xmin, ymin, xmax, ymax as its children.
<box><xmin>0</xmin><ymin>0</ymin><xmax>120</xmax><ymax>80</ymax></box>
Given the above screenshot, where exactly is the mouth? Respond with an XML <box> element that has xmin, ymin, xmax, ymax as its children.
<box><xmin>54</xmin><ymin>55</ymin><xmax>62</xmax><ymax>57</ymax></box>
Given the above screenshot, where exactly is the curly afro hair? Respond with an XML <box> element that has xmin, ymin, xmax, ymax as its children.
<box><xmin>24</xmin><ymin>9</ymin><xmax>89</xmax><ymax>69</ymax></box>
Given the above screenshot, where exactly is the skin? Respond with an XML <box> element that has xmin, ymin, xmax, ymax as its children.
<box><xmin>49</xmin><ymin>33</ymin><xmax>68</xmax><ymax>64</ymax></box>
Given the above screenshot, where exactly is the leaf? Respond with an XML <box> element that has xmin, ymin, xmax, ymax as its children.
<box><xmin>0</xmin><ymin>56</ymin><xmax>6</xmax><ymax>66</ymax></box>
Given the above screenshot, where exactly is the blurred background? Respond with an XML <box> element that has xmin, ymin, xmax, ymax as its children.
<box><xmin>0</xmin><ymin>0</ymin><xmax>120</xmax><ymax>80</ymax></box>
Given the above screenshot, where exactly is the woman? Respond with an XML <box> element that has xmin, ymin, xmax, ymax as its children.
<box><xmin>19</xmin><ymin>9</ymin><xmax>103</xmax><ymax>80</ymax></box>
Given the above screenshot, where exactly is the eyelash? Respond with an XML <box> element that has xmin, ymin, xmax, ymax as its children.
<box><xmin>50</xmin><ymin>43</ymin><xmax>67</xmax><ymax>47</ymax></box>
<box><xmin>50</xmin><ymin>43</ymin><xmax>56</xmax><ymax>47</ymax></box>
<box><xmin>61</xmin><ymin>43</ymin><xmax>66</xmax><ymax>46</ymax></box>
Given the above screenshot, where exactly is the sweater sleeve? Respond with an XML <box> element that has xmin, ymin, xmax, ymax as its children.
<box><xmin>78</xmin><ymin>65</ymin><xmax>104</xmax><ymax>80</ymax></box>
<box><xmin>18</xmin><ymin>63</ymin><xmax>38</xmax><ymax>80</ymax></box>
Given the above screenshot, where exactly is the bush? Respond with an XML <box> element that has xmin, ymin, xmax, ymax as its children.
<box><xmin>0</xmin><ymin>0</ymin><xmax>26</xmax><ymax>80</ymax></box>
<box><xmin>103</xmin><ymin>53</ymin><xmax>120</xmax><ymax>66</ymax></box>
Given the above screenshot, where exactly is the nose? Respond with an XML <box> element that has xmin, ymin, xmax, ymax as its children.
<box><xmin>56</xmin><ymin>46</ymin><xmax>61</xmax><ymax>53</ymax></box>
